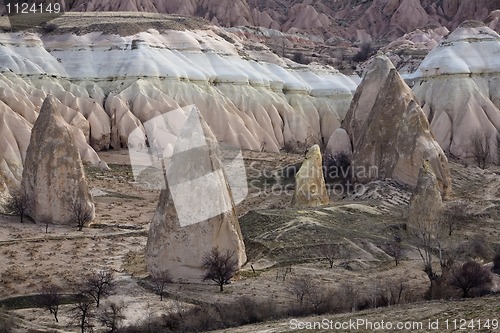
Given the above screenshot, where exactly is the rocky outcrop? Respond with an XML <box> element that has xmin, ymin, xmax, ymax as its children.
<box><xmin>291</xmin><ymin>144</ymin><xmax>329</xmax><ymax>207</ymax></box>
<box><xmin>146</xmin><ymin>108</ymin><xmax>246</xmax><ymax>282</ymax></box>
<box><xmin>21</xmin><ymin>96</ymin><xmax>95</xmax><ymax>225</ymax></box>
<box><xmin>340</xmin><ymin>55</ymin><xmax>451</xmax><ymax>197</ymax></box>
<box><xmin>412</xmin><ymin>23</ymin><xmax>500</xmax><ymax>163</ymax></box>
<box><xmin>408</xmin><ymin>160</ymin><xmax>443</xmax><ymax>229</ymax></box>
<box><xmin>326</xmin><ymin>128</ymin><xmax>351</xmax><ymax>157</ymax></box>
<box><xmin>37</xmin><ymin>0</ymin><xmax>499</xmax><ymax>41</ymax></box>
<box><xmin>0</xmin><ymin>106</ymin><xmax>32</xmax><ymax>207</ymax></box>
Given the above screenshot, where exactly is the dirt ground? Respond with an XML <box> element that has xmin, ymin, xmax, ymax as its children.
<box><xmin>1</xmin><ymin>149</ymin><xmax>500</xmax><ymax>332</ymax></box>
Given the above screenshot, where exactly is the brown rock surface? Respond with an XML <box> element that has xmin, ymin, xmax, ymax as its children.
<box><xmin>345</xmin><ymin>56</ymin><xmax>451</xmax><ymax>197</ymax></box>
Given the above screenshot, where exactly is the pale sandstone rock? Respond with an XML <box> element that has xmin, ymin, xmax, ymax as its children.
<box><xmin>21</xmin><ymin>95</ymin><xmax>95</xmax><ymax>225</ymax></box>
<box><xmin>326</xmin><ymin>128</ymin><xmax>352</xmax><ymax>157</ymax></box>
<box><xmin>146</xmin><ymin>108</ymin><xmax>246</xmax><ymax>283</ymax></box>
<box><xmin>0</xmin><ymin>105</ymin><xmax>32</xmax><ymax>207</ymax></box>
<box><xmin>408</xmin><ymin>160</ymin><xmax>443</xmax><ymax>230</ymax></box>
<box><xmin>291</xmin><ymin>144</ymin><xmax>329</xmax><ymax>207</ymax></box>
<box><xmin>413</xmin><ymin>24</ymin><xmax>500</xmax><ymax>163</ymax></box>
<box><xmin>348</xmin><ymin>56</ymin><xmax>451</xmax><ymax>197</ymax></box>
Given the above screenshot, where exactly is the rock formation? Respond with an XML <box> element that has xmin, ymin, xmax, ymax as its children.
<box><xmin>0</xmin><ymin>20</ymin><xmax>355</xmax><ymax>163</ymax></box>
<box><xmin>291</xmin><ymin>144</ymin><xmax>329</xmax><ymax>207</ymax></box>
<box><xmin>41</xmin><ymin>0</ymin><xmax>500</xmax><ymax>40</ymax></box>
<box><xmin>412</xmin><ymin>23</ymin><xmax>500</xmax><ymax>163</ymax></box>
<box><xmin>146</xmin><ymin>108</ymin><xmax>246</xmax><ymax>283</ymax></box>
<box><xmin>408</xmin><ymin>160</ymin><xmax>443</xmax><ymax>229</ymax></box>
<box><xmin>21</xmin><ymin>96</ymin><xmax>95</xmax><ymax>225</ymax></box>
<box><xmin>326</xmin><ymin>128</ymin><xmax>352</xmax><ymax>157</ymax></box>
<box><xmin>0</xmin><ymin>106</ymin><xmax>32</xmax><ymax>207</ymax></box>
<box><xmin>339</xmin><ymin>55</ymin><xmax>451</xmax><ymax>197</ymax></box>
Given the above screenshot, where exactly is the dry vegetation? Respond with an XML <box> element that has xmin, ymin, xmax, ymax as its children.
<box><xmin>1</xmin><ymin>149</ymin><xmax>500</xmax><ymax>332</ymax></box>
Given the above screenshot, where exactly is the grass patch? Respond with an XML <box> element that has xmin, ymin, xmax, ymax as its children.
<box><xmin>0</xmin><ymin>294</ymin><xmax>79</xmax><ymax>310</ymax></box>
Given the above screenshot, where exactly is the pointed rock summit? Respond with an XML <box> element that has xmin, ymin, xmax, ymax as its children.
<box><xmin>340</xmin><ymin>55</ymin><xmax>451</xmax><ymax>198</ymax></box>
<box><xmin>291</xmin><ymin>144</ymin><xmax>329</xmax><ymax>207</ymax></box>
<box><xmin>22</xmin><ymin>95</ymin><xmax>95</xmax><ymax>224</ymax></box>
<box><xmin>146</xmin><ymin>108</ymin><xmax>246</xmax><ymax>283</ymax></box>
<box><xmin>408</xmin><ymin>160</ymin><xmax>442</xmax><ymax>229</ymax></box>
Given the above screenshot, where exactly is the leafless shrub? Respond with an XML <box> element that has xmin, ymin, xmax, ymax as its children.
<box><xmin>318</xmin><ymin>244</ymin><xmax>338</xmax><ymax>268</ymax></box>
<box><xmin>201</xmin><ymin>248</ymin><xmax>238</xmax><ymax>292</ymax></box>
<box><xmin>71</xmin><ymin>200</ymin><xmax>93</xmax><ymax>231</ymax></box>
<box><xmin>41</xmin><ymin>22</ymin><xmax>58</xmax><ymax>33</ymax></box>
<box><xmin>469</xmin><ymin>130</ymin><xmax>492</xmax><ymax>169</ymax></box>
<box><xmin>37</xmin><ymin>284</ymin><xmax>62</xmax><ymax>322</ymax></box>
<box><xmin>385</xmin><ymin>235</ymin><xmax>405</xmax><ymax>266</ymax></box>
<box><xmin>6</xmin><ymin>189</ymin><xmax>28</xmax><ymax>223</ymax></box>
<box><xmin>352</xmin><ymin>42</ymin><xmax>373</xmax><ymax>62</ymax></box>
<box><xmin>492</xmin><ymin>252</ymin><xmax>500</xmax><ymax>274</ymax></box>
<box><xmin>98</xmin><ymin>302</ymin><xmax>125</xmax><ymax>333</ymax></box>
<box><xmin>440</xmin><ymin>200</ymin><xmax>473</xmax><ymax>236</ymax></box>
<box><xmin>275</xmin><ymin>264</ymin><xmax>292</xmax><ymax>281</ymax></box>
<box><xmin>151</xmin><ymin>270</ymin><xmax>172</xmax><ymax>301</ymax></box>
<box><xmin>71</xmin><ymin>293</ymin><xmax>94</xmax><ymax>333</ymax></box>
<box><xmin>83</xmin><ymin>270</ymin><xmax>115</xmax><ymax>308</ymax></box>
<box><xmin>448</xmin><ymin>260</ymin><xmax>492</xmax><ymax>298</ymax></box>
<box><xmin>288</xmin><ymin>275</ymin><xmax>314</xmax><ymax>307</ymax></box>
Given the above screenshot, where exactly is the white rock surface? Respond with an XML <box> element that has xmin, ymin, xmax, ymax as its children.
<box><xmin>21</xmin><ymin>96</ymin><xmax>95</xmax><ymax>225</ymax></box>
<box><xmin>0</xmin><ymin>25</ymin><xmax>356</xmax><ymax>205</ymax></box>
<box><xmin>412</xmin><ymin>23</ymin><xmax>500</xmax><ymax>162</ymax></box>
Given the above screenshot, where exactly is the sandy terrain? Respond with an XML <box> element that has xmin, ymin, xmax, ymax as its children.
<box><xmin>1</xmin><ymin>150</ymin><xmax>499</xmax><ymax>332</ymax></box>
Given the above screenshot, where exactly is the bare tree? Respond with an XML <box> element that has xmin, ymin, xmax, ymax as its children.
<box><xmin>38</xmin><ymin>284</ymin><xmax>62</xmax><ymax>322</ymax></box>
<box><xmin>201</xmin><ymin>248</ymin><xmax>238</xmax><ymax>292</ymax></box>
<box><xmin>441</xmin><ymin>201</ymin><xmax>472</xmax><ymax>236</ymax></box>
<box><xmin>275</xmin><ymin>264</ymin><xmax>292</xmax><ymax>281</ymax></box>
<box><xmin>71</xmin><ymin>293</ymin><xmax>94</xmax><ymax>333</ymax></box>
<box><xmin>98</xmin><ymin>302</ymin><xmax>125</xmax><ymax>333</ymax></box>
<box><xmin>469</xmin><ymin>130</ymin><xmax>492</xmax><ymax>169</ymax></box>
<box><xmin>83</xmin><ymin>270</ymin><xmax>115</xmax><ymax>308</ymax></box>
<box><xmin>318</xmin><ymin>244</ymin><xmax>338</xmax><ymax>269</ymax></box>
<box><xmin>71</xmin><ymin>200</ymin><xmax>93</xmax><ymax>231</ymax></box>
<box><xmin>6</xmin><ymin>189</ymin><xmax>28</xmax><ymax>223</ymax></box>
<box><xmin>288</xmin><ymin>275</ymin><xmax>314</xmax><ymax>306</ymax></box>
<box><xmin>385</xmin><ymin>235</ymin><xmax>405</xmax><ymax>266</ymax></box>
<box><xmin>448</xmin><ymin>260</ymin><xmax>492</xmax><ymax>298</ymax></box>
<box><xmin>151</xmin><ymin>270</ymin><xmax>172</xmax><ymax>301</ymax></box>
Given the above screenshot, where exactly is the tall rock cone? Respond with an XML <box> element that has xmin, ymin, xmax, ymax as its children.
<box><xmin>22</xmin><ymin>95</ymin><xmax>95</xmax><ymax>224</ymax></box>
<box><xmin>345</xmin><ymin>55</ymin><xmax>451</xmax><ymax>198</ymax></box>
<box><xmin>408</xmin><ymin>160</ymin><xmax>442</xmax><ymax>231</ymax></box>
<box><xmin>146</xmin><ymin>107</ymin><xmax>246</xmax><ymax>283</ymax></box>
<box><xmin>291</xmin><ymin>144</ymin><xmax>329</xmax><ymax>207</ymax></box>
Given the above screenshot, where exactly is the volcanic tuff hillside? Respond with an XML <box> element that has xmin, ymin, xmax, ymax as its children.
<box><xmin>7</xmin><ymin>0</ymin><xmax>498</xmax><ymax>41</ymax></box>
<box><xmin>0</xmin><ymin>12</ymin><xmax>358</xmax><ymax>206</ymax></box>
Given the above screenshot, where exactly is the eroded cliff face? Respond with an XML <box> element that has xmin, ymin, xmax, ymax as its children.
<box><xmin>0</xmin><ymin>14</ymin><xmax>357</xmax><ymax>202</ymax></box>
<box><xmin>30</xmin><ymin>0</ymin><xmax>499</xmax><ymax>40</ymax></box>
<box><xmin>412</xmin><ymin>23</ymin><xmax>500</xmax><ymax>163</ymax></box>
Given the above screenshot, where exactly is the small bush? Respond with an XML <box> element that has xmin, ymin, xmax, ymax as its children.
<box><xmin>352</xmin><ymin>43</ymin><xmax>373</xmax><ymax>62</ymax></box>
<box><xmin>448</xmin><ymin>260</ymin><xmax>492</xmax><ymax>298</ymax></box>
<box><xmin>42</xmin><ymin>22</ymin><xmax>58</xmax><ymax>33</ymax></box>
